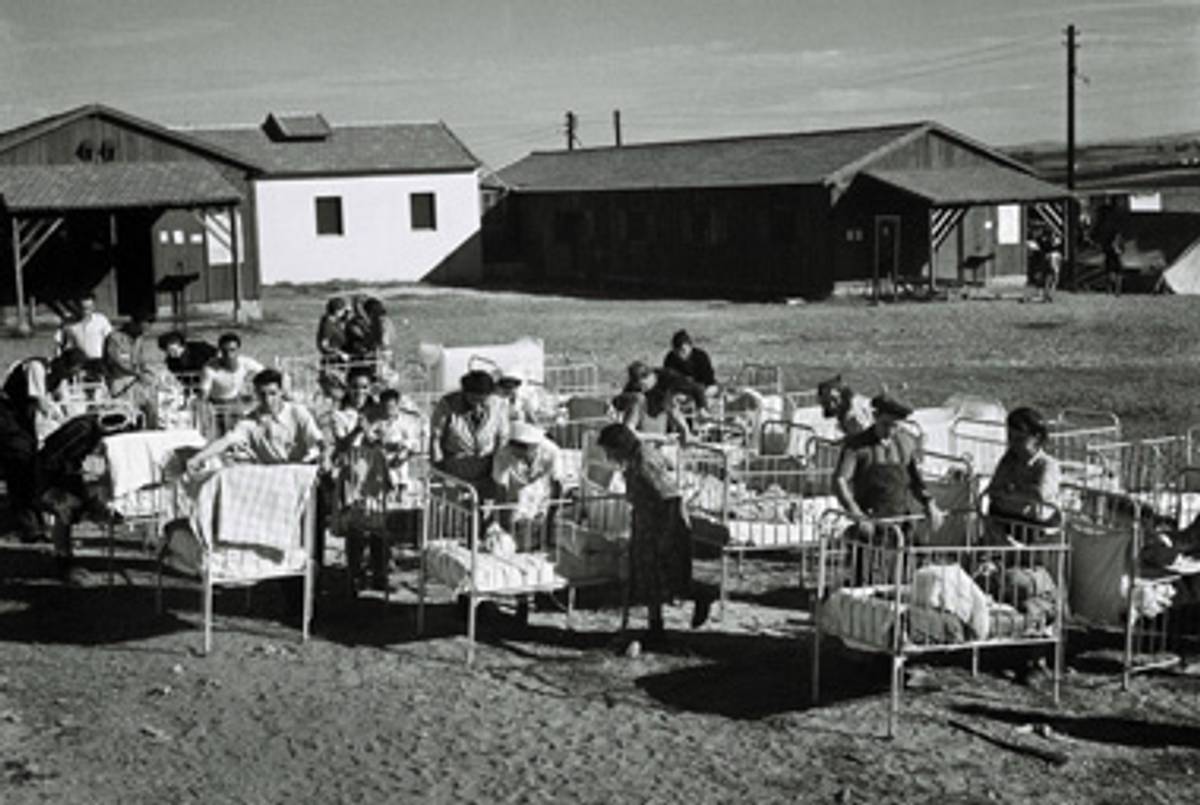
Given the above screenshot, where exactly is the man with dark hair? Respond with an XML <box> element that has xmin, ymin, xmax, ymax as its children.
<box><xmin>200</xmin><ymin>332</ymin><xmax>264</xmax><ymax>403</ymax></box>
<box><xmin>157</xmin><ymin>330</ymin><xmax>217</xmax><ymax>394</ymax></box>
<box><xmin>662</xmin><ymin>329</ymin><xmax>716</xmax><ymax>391</ymax></box>
<box><xmin>429</xmin><ymin>369</ymin><xmax>508</xmax><ymax>494</ymax></box>
<box><xmin>186</xmin><ymin>369</ymin><xmax>323</xmax><ymax>470</ymax></box>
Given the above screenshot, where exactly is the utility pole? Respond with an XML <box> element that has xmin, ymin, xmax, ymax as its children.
<box><xmin>613</xmin><ymin>109</ymin><xmax>622</xmax><ymax>147</ymax></box>
<box><xmin>565</xmin><ymin>110</ymin><xmax>578</xmax><ymax>151</ymax></box>
<box><xmin>1065</xmin><ymin>24</ymin><xmax>1078</xmax><ymax>285</ymax></box>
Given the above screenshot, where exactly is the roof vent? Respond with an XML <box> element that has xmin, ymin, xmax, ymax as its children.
<box><xmin>262</xmin><ymin>113</ymin><xmax>332</xmax><ymax>142</ymax></box>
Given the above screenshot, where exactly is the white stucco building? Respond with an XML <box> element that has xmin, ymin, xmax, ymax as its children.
<box><xmin>189</xmin><ymin>113</ymin><xmax>483</xmax><ymax>285</ymax></box>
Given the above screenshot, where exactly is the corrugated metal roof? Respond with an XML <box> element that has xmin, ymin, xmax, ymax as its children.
<box><xmin>864</xmin><ymin>166</ymin><xmax>1069</xmax><ymax>205</ymax></box>
<box><xmin>498</xmin><ymin>122</ymin><xmax>928</xmax><ymax>191</ymax></box>
<box><xmin>0</xmin><ymin>162</ymin><xmax>243</xmax><ymax>212</ymax></box>
<box><xmin>186</xmin><ymin>122</ymin><xmax>480</xmax><ymax>176</ymax></box>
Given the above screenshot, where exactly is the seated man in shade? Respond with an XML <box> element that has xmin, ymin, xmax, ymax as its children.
<box><xmin>834</xmin><ymin>394</ymin><xmax>943</xmax><ymax>541</ymax></box>
<box><xmin>157</xmin><ymin>331</ymin><xmax>218</xmax><ymax>396</ymax></box>
<box><xmin>662</xmin><ymin>329</ymin><xmax>716</xmax><ymax>393</ymax></box>
<box><xmin>186</xmin><ymin>369</ymin><xmax>324</xmax><ymax>472</ymax></box>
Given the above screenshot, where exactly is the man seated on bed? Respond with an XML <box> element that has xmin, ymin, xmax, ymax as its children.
<box><xmin>186</xmin><ymin>368</ymin><xmax>324</xmax><ymax>473</ymax></box>
<box><xmin>983</xmin><ymin>406</ymin><xmax>1062</xmax><ymax>539</ymax></box>
<box><xmin>834</xmin><ymin>394</ymin><xmax>943</xmax><ymax>542</ymax></box>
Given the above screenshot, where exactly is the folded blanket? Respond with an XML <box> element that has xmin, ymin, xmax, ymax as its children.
<box><xmin>103</xmin><ymin>429</ymin><xmax>206</xmax><ymax>498</ymax></box>
<box><xmin>190</xmin><ymin>464</ymin><xmax>318</xmax><ymax>557</ymax></box>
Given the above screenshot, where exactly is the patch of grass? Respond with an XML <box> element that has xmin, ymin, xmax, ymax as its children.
<box><xmin>5</xmin><ymin>289</ymin><xmax>1193</xmax><ymax>439</ymax></box>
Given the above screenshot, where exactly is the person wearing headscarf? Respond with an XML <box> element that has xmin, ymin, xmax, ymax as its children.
<box><xmin>429</xmin><ymin>370</ymin><xmax>509</xmax><ymax>495</ymax></box>
<box><xmin>985</xmin><ymin>406</ymin><xmax>1061</xmax><ymax>526</ymax></box>
<box><xmin>596</xmin><ymin>423</ymin><xmax>713</xmax><ymax>646</ymax></box>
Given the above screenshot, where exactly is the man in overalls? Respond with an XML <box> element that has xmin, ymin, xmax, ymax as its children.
<box><xmin>833</xmin><ymin>394</ymin><xmax>943</xmax><ymax>543</ymax></box>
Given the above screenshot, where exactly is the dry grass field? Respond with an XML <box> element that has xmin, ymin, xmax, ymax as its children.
<box><xmin>2</xmin><ymin>285</ymin><xmax>1200</xmax><ymax>804</ymax></box>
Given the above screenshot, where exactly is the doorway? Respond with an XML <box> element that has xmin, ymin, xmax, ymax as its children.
<box><xmin>873</xmin><ymin>215</ymin><xmax>901</xmax><ymax>300</ymax></box>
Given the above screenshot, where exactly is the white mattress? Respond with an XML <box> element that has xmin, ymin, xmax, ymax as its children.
<box><xmin>161</xmin><ymin>520</ymin><xmax>309</xmax><ymax>582</ymax></box>
<box><xmin>424</xmin><ymin>539</ymin><xmax>565</xmax><ymax>594</ymax></box>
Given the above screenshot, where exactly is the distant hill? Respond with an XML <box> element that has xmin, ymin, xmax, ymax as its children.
<box><xmin>1003</xmin><ymin>131</ymin><xmax>1200</xmax><ymax>185</ymax></box>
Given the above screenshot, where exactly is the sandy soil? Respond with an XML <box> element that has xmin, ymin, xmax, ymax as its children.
<box><xmin>3</xmin><ymin>528</ymin><xmax>1200</xmax><ymax>805</ymax></box>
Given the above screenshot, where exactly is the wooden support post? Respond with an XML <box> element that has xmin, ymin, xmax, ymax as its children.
<box><xmin>10</xmin><ymin>217</ymin><xmax>28</xmax><ymax>336</ymax></box>
<box><xmin>928</xmin><ymin>207</ymin><xmax>937</xmax><ymax>297</ymax></box>
<box><xmin>228</xmin><ymin>204</ymin><xmax>242</xmax><ymax>324</ymax></box>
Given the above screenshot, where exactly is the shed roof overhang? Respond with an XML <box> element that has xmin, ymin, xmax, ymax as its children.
<box><xmin>0</xmin><ymin>162</ymin><xmax>243</xmax><ymax>214</ymax></box>
<box><xmin>862</xmin><ymin>166</ymin><xmax>1072</xmax><ymax>207</ymax></box>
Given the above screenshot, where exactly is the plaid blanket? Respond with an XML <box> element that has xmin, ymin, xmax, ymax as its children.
<box><xmin>191</xmin><ymin>464</ymin><xmax>318</xmax><ymax>556</ymax></box>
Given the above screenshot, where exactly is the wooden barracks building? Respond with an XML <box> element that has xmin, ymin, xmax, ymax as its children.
<box><xmin>489</xmin><ymin>121</ymin><xmax>1071</xmax><ymax>299</ymax></box>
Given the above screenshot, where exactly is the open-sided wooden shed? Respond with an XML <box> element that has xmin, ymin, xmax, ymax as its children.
<box><xmin>0</xmin><ymin>104</ymin><xmax>261</xmax><ymax>326</ymax></box>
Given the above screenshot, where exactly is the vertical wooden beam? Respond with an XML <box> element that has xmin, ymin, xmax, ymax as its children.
<box><xmin>10</xmin><ymin>217</ymin><xmax>28</xmax><ymax>335</ymax></box>
<box><xmin>228</xmin><ymin>204</ymin><xmax>242</xmax><ymax>324</ymax></box>
<box><xmin>928</xmin><ymin>207</ymin><xmax>937</xmax><ymax>296</ymax></box>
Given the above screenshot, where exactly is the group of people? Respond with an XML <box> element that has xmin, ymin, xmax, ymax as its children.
<box><xmin>1</xmin><ymin>297</ymin><xmax>1064</xmax><ymax>652</ymax></box>
<box><xmin>816</xmin><ymin>375</ymin><xmax>1061</xmax><ymax>541</ymax></box>
<box><xmin>315</xmin><ymin>294</ymin><xmax>397</xmax><ymax>366</ymax></box>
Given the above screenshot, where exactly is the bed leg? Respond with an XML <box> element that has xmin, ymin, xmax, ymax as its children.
<box><xmin>107</xmin><ymin>520</ymin><xmax>116</xmax><ymax>589</ymax></box>
<box><xmin>416</xmin><ymin>549</ymin><xmax>426</xmax><ymax>636</ymax></box>
<box><xmin>971</xmin><ymin>647</ymin><xmax>979</xmax><ymax>678</ymax></box>
<box><xmin>466</xmin><ymin>592</ymin><xmax>477</xmax><ymax>666</ymax></box>
<box><xmin>888</xmin><ymin>655</ymin><xmax>903</xmax><ymax>740</ymax></box>
<box><xmin>566</xmin><ymin>586</ymin><xmax>576</xmax><ymax>631</ymax></box>
<box><xmin>302</xmin><ymin>562</ymin><xmax>313</xmax><ymax>645</ymax></box>
<box><xmin>1053</xmin><ymin>639</ymin><xmax>1063</xmax><ymax>706</ymax></box>
<box><xmin>719</xmin><ymin>551</ymin><xmax>729</xmax><ymax>622</ymax></box>
<box><xmin>810</xmin><ymin>621</ymin><xmax>821</xmax><ymax>705</ymax></box>
<box><xmin>202</xmin><ymin>570</ymin><xmax>213</xmax><ymax>657</ymax></box>
<box><xmin>155</xmin><ymin>552</ymin><xmax>164</xmax><ymax>615</ymax></box>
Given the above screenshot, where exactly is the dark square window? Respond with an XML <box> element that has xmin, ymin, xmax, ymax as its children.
<box><xmin>315</xmin><ymin>196</ymin><xmax>343</xmax><ymax>236</ymax></box>
<box><xmin>411</xmin><ymin>192</ymin><xmax>437</xmax><ymax>230</ymax></box>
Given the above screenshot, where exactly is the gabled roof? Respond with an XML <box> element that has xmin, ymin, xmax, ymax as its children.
<box><xmin>863</xmin><ymin>166</ymin><xmax>1069</xmax><ymax>206</ymax></box>
<box><xmin>0</xmin><ymin>103</ymin><xmax>259</xmax><ymax>171</ymax></box>
<box><xmin>0</xmin><ymin>162</ymin><xmax>242</xmax><ymax>212</ymax></box>
<box><xmin>499</xmin><ymin>120</ymin><xmax>1039</xmax><ymax>193</ymax></box>
<box><xmin>186</xmin><ymin>120</ymin><xmax>480</xmax><ymax>177</ymax></box>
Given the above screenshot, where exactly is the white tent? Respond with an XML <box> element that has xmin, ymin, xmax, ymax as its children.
<box><xmin>1162</xmin><ymin>237</ymin><xmax>1200</xmax><ymax>295</ymax></box>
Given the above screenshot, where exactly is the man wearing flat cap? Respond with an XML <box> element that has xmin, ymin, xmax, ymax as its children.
<box><xmin>429</xmin><ymin>369</ymin><xmax>509</xmax><ymax>494</ymax></box>
<box><xmin>834</xmin><ymin>393</ymin><xmax>943</xmax><ymax>539</ymax></box>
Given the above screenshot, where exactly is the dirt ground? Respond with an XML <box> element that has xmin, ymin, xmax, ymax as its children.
<box><xmin>2</xmin><ymin>527</ymin><xmax>1200</xmax><ymax>805</ymax></box>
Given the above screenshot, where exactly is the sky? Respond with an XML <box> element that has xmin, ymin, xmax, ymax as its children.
<box><xmin>1</xmin><ymin>0</ymin><xmax>1198</xmax><ymax>170</ymax></box>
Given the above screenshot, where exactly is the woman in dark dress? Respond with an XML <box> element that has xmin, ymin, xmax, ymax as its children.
<box><xmin>596</xmin><ymin>424</ymin><xmax>712</xmax><ymax>644</ymax></box>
